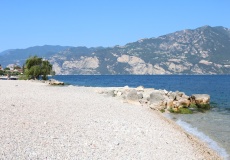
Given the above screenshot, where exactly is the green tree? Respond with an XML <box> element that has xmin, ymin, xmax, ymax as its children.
<box><xmin>14</xmin><ymin>65</ymin><xmax>21</xmax><ymax>70</ymax></box>
<box><xmin>25</xmin><ymin>56</ymin><xmax>53</xmax><ymax>80</ymax></box>
<box><xmin>4</xmin><ymin>67</ymin><xmax>10</xmax><ymax>71</ymax></box>
<box><xmin>41</xmin><ymin>60</ymin><xmax>52</xmax><ymax>80</ymax></box>
<box><xmin>22</xmin><ymin>64</ymin><xmax>25</xmax><ymax>74</ymax></box>
<box><xmin>0</xmin><ymin>70</ymin><xmax>4</xmax><ymax>75</ymax></box>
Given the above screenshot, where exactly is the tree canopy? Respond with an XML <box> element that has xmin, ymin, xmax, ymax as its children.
<box><xmin>25</xmin><ymin>56</ymin><xmax>53</xmax><ymax>80</ymax></box>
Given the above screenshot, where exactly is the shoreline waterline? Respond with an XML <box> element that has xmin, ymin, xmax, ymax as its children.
<box><xmin>100</xmin><ymin>85</ymin><xmax>230</xmax><ymax>159</ymax></box>
<box><xmin>0</xmin><ymin>80</ymin><xmax>223</xmax><ymax>159</ymax></box>
<box><xmin>175</xmin><ymin>118</ymin><xmax>229</xmax><ymax>159</ymax></box>
<box><xmin>41</xmin><ymin>81</ymin><xmax>230</xmax><ymax>159</ymax></box>
<box><xmin>168</xmin><ymin>110</ymin><xmax>230</xmax><ymax>160</ymax></box>
<box><xmin>163</xmin><ymin>113</ymin><xmax>229</xmax><ymax>159</ymax></box>
<box><xmin>53</xmin><ymin>75</ymin><xmax>230</xmax><ymax>156</ymax></box>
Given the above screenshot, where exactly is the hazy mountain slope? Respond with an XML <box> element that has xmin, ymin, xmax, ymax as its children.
<box><xmin>0</xmin><ymin>45</ymin><xmax>72</xmax><ymax>67</ymax></box>
<box><xmin>50</xmin><ymin>25</ymin><xmax>230</xmax><ymax>74</ymax></box>
<box><xmin>1</xmin><ymin>26</ymin><xmax>230</xmax><ymax>74</ymax></box>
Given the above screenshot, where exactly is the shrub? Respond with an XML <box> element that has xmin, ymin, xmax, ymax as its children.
<box><xmin>18</xmin><ymin>75</ymin><xmax>28</xmax><ymax>80</ymax></box>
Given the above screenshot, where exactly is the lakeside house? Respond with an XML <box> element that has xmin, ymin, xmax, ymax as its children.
<box><xmin>0</xmin><ymin>64</ymin><xmax>23</xmax><ymax>74</ymax></box>
<box><xmin>0</xmin><ymin>64</ymin><xmax>22</xmax><ymax>80</ymax></box>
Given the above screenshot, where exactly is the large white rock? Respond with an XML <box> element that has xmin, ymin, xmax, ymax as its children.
<box><xmin>191</xmin><ymin>94</ymin><xmax>210</xmax><ymax>104</ymax></box>
<box><xmin>136</xmin><ymin>86</ymin><xmax>144</xmax><ymax>92</ymax></box>
<box><xmin>126</xmin><ymin>89</ymin><xmax>139</xmax><ymax>102</ymax></box>
<box><xmin>149</xmin><ymin>90</ymin><xmax>166</xmax><ymax>110</ymax></box>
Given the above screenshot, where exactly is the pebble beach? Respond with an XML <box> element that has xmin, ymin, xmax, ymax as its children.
<box><xmin>0</xmin><ymin>80</ymin><xmax>222</xmax><ymax>159</ymax></box>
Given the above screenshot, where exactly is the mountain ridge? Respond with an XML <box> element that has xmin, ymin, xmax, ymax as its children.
<box><xmin>1</xmin><ymin>25</ymin><xmax>230</xmax><ymax>74</ymax></box>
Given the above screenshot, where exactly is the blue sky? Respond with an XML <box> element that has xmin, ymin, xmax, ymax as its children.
<box><xmin>0</xmin><ymin>0</ymin><xmax>230</xmax><ymax>52</ymax></box>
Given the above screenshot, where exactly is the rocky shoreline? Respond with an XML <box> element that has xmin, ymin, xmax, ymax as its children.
<box><xmin>0</xmin><ymin>81</ymin><xmax>222</xmax><ymax>159</ymax></box>
<box><xmin>96</xmin><ymin>86</ymin><xmax>211</xmax><ymax>114</ymax></box>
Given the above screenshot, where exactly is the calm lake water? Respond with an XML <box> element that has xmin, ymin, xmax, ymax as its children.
<box><xmin>53</xmin><ymin>75</ymin><xmax>230</xmax><ymax>159</ymax></box>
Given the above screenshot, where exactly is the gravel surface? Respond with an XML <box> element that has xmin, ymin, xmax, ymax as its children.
<box><xmin>0</xmin><ymin>80</ymin><xmax>221</xmax><ymax>159</ymax></box>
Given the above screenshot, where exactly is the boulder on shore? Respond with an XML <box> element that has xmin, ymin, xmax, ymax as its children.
<box><xmin>126</xmin><ymin>89</ymin><xmax>139</xmax><ymax>102</ymax></box>
<box><xmin>190</xmin><ymin>94</ymin><xmax>210</xmax><ymax>104</ymax></box>
<box><xmin>101</xmin><ymin>86</ymin><xmax>211</xmax><ymax>114</ymax></box>
<box><xmin>149</xmin><ymin>90</ymin><xmax>166</xmax><ymax>110</ymax></box>
<box><xmin>48</xmin><ymin>79</ymin><xmax>64</xmax><ymax>85</ymax></box>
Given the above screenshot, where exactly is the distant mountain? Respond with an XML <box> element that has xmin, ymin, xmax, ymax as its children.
<box><xmin>1</xmin><ymin>26</ymin><xmax>230</xmax><ymax>74</ymax></box>
<box><xmin>49</xmin><ymin>25</ymin><xmax>230</xmax><ymax>74</ymax></box>
<box><xmin>0</xmin><ymin>49</ymin><xmax>15</xmax><ymax>56</ymax></box>
<box><xmin>0</xmin><ymin>45</ymin><xmax>72</xmax><ymax>67</ymax></box>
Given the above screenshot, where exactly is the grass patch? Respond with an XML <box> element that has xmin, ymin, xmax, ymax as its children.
<box><xmin>168</xmin><ymin>107</ymin><xmax>193</xmax><ymax>114</ymax></box>
<box><xmin>18</xmin><ymin>75</ymin><xmax>28</xmax><ymax>80</ymax></box>
<box><xmin>179</xmin><ymin>108</ymin><xmax>193</xmax><ymax>114</ymax></box>
<box><xmin>189</xmin><ymin>103</ymin><xmax>198</xmax><ymax>108</ymax></box>
<box><xmin>197</xmin><ymin>104</ymin><xmax>211</xmax><ymax>110</ymax></box>
<box><xmin>168</xmin><ymin>108</ymin><xmax>174</xmax><ymax>113</ymax></box>
<box><xmin>189</xmin><ymin>103</ymin><xmax>211</xmax><ymax>113</ymax></box>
